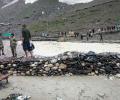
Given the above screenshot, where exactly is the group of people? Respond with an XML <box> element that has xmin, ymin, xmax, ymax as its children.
<box><xmin>59</xmin><ymin>24</ymin><xmax>120</xmax><ymax>41</ymax></box>
<box><xmin>59</xmin><ymin>31</ymin><xmax>79</xmax><ymax>37</ymax></box>
<box><xmin>83</xmin><ymin>28</ymin><xmax>103</xmax><ymax>41</ymax></box>
<box><xmin>0</xmin><ymin>24</ymin><xmax>34</xmax><ymax>58</ymax></box>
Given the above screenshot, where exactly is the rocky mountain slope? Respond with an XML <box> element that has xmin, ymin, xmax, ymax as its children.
<box><xmin>0</xmin><ymin>0</ymin><xmax>119</xmax><ymax>36</ymax></box>
<box><xmin>27</xmin><ymin>0</ymin><xmax>119</xmax><ymax>34</ymax></box>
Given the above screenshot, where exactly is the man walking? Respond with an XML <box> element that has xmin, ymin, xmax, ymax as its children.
<box><xmin>22</xmin><ymin>24</ymin><xmax>33</xmax><ymax>58</ymax></box>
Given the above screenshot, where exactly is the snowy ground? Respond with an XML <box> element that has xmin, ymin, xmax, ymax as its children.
<box><xmin>2</xmin><ymin>40</ymin><xmax>120</xmax><ymax>57</ymax></box>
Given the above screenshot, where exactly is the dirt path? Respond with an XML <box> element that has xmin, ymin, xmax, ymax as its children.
<box><xmin>0</xmin><ymin>76</ymin><xmax>120</xmax><ymax>100</ymax></box>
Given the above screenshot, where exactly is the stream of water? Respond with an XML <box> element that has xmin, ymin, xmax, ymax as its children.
<box><xmin>2</xmin><ymin>40</ymin><xmax>120</xmax><ymax>57</ymax></box>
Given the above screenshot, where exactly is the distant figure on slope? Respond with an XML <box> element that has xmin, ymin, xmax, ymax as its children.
<box><xmin>74</xmin><ymin>32</ymin><xmax>79</xmax><ymax>38</ymax></box>
<box><xmin>10</xmin><ymin>33</ymin><xmax>17</xmax><ymax>57</ymax></box>
<box><xmin>91</xmin><ymin>28</ymin><xmax>95</xmax><ymax>37</ymax></box>
<box><xmin>86</xmin><ymin>32</ymin><xmax>89</xmax><ymax>41</ymax></box>
<box><xmin>0</xmin><ymin>34</ymin><xmax>4</xmax><ymax>56</ymax></box>
<box><xmin>22</xmin><ymin>24</ymin><xmax>33</xmax><ymax>58</ymax></box>
<box><xmin>98</xmin><ymin>28</ymin><xmax>103</xmax><ymax>41</ymax></box>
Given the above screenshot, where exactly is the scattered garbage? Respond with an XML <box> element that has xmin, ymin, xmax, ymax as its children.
<box><xmin>0</xmin><ymin>51</ymin><xmax>120</xmax><ymax>76</ymax></box>
<box><xmin>1</xmin><ymin>93</ymin><xmax>31</xmax><ymax>100</ymax></box>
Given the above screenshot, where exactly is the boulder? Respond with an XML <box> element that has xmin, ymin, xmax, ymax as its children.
<box><xmin>50</xmin><ymin>59</ymin><xmax>58</xmax><ymax>64</ymax></box>
<box><xmin>52</xmin><ymin>67</ymin><xmax>58</xmax><ymax>70</ymax></box>
<box><xmin>47</xmin><ymin>64</ymin><xmax>54</xmax><ymax>68</ymax></box>
<box><xmin>59</xmin><ymin>63</ymin><xmax>67</xmax><ymax>69</ymax></box>
<box><xmin>45</xmin><ymin>67</ymin><xmax>50</xmax><ymax>71</ymax></box>
<box><xmin>115</xmin><ymin>74</ymin><xmax>120</xmax><ymax>78</ymax></box>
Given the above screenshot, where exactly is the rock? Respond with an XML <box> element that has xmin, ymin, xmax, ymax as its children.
<box><xmin>50</xmin><ymin>59</ymin><xmax>57</xmax><ymax>64</ymax></box>
<box><xmin>65</xmin><ymin>73</ymin><xmax>71</xmax><ymax>77</ymax></box>
<box><xmin>26</xmin><ymin>71</ymin><xmax>30</xmax><ymax>75</ymax></box>
<box><xmin>55</xmin><ymin>63</ymin><xmax>60</xmax><ymax>67</ymax></box>
<box><xmin>59</xmin><ymin>63</ymin><xmax>67</xmax><ymax>69</ymax></box>
<box><xmin>10</xmin><ymin>68</ymin><xmax>14</xmax><ymax>71</ymax></box>
<box><xmin>117</xmin><ymin>54</ymin><xmax>120</xmax><ymax>59</ymax></box>
<box><xmin>45</xmin><ymin>67</ymin><xmax>50</xmax><ymax>71</ymax></box>
<box><xmin>95</xmin><ymin>70</ymin><xmax>99</xmax><ymax>75</ymax></box>
<box><xmin>58</xmin><ymin>69</ymin><xmax>62</xmax><ymax>72</ymax></box>
<box><xmin>115</xmin><ymin>74</ymin><xmax>120</xmax><ymax>78</ymax></box>
<box><xmin>87</xmin><ymin>51</ymin><xmax>96</xmax><ymax>56</ymax></box>
<box><xmin>44</xmin><ymin>64</ymin><xmax>48</xmax><ymax>67</ymax></box>
<box><xmin>47</xmin><ymin>64</ymin><xmax>54</xmax><ymax>68</ymax></box>
<box><xmin>34</xmin><ymin>62</ymin><xmax>39</xmax><ymax>65</ymax></box>
<box><xmin>30</xmin><ymin>69</ymin><xmax>33</xmax><ymax>72</ymax></box>
<box><xmin>81</xmin><ymin>62</ymin><xmax>85</xmax><ymax>66</ymax></box>
<box><xmin>109</xmin><ymin>76</ymin><xmax>114</xmax><ymax>80</ymax></box>
<box><xmin>52</xmin><ymin>67</ymin><xmax>58</xmax><ymax>70</ymax></box>
<box><xmin>69</xmin><ymin>73</ymin><xmax>73</xmax><ymax>76</ymax></box>
<box><xmin>116</xmin><ymin>63</ymin><xmax>120</xmax><ymax>68</ymax></box>
<box><xmin>98</xmin><ymin>62</ymin><xmax>102</xmax><ymax>65</ymax></box>
<box><xmin>62</xmin><ymin>56</ymin><xmax>68</xmax><ymax>60</ymax></box>
<box><xmin>67</xmin><ymin>52</ymin><xmax>73</xmax><ymax>58</ymax></box>
<box><xmin>91</xmin><ymin>72</ymin><xmax>95</xmax><ymax>76</ymax></box>
<box><xmin>21</xmin><ymin>73</ymin><xmax>25</xmax><ymax>76</ymax></box>
<box><xmin>8</xmin><ymin>71</ymin><xmax>13</xmax><ymax>74</ymax></box>
<box><xmin>33</xmin><ymin>66</ymin><xmax>37</xmax><ymax>69</ymax></box>
<box><xmin>39</xmin><ymin>69</ymin><xmax>43</xmax><ymax>72</ymax></box>
<box><xmin>30</xmin><ymin>64</ymin><xmax>37</xmax><ymax>67</ymax></box>
<box><xmin>13</xmin><ymin>71</ymin><xmax>17</xmax><ymax>74</ymax></box>
<box><xmin>8</xmin><ymin>64</ymin><xmax>11</xmax><ymax>67</ymax></box>
<box><xmin>45</xmin><ymin>62</ymin><xmax>49</xmax><ymax>65</ymax></box>
<box><xmin>13</xmin><ymin>64</ymin><xmax>17</xmax><ymax>67</ymax></box>
<box><xmin>0</xmin><ymin>52</ymin><xmax>120</xmax><ymax>77</ymax></box>
<box><xmin>97</xmin><ymin>93</ymin><xmax>106</xmax><ymax>99</ymax></box>
<box><xmin>0</xmin><ymin>65</ymin><xmax>4</xmax><ymax>68</ymax></box>
<box><xmin>31</xmin><ymin>72</ymin><xmax>35</xmax><ymax>76</ymax></box>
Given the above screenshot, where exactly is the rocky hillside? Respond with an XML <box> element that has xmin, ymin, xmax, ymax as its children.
<box><xmin>0</xmin><ymin>0</ymin><xmax>25</xmax><ymax>21</ymax></box>
<box><xmin>27</xmin><ymin>0</ymin><xmax>119</xmax><ymax>34</ymax></box>
<box><xmin>0</xmin><ymin>0</ymin><xmax>14</xmax><ymax>8</ymax></box>
<box><xmin>0</xmin><ymin>0</ymin><xmax>119</xmax><ymax>36</ymax></box>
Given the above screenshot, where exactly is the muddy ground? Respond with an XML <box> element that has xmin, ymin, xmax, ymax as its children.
<box><xmin>0</xmin><ymin>76</ymin><xmax>120</xmax><ymax>100</ymax></box>
<box><xmin>1</xmin><ymin>41</ymin><xmax>120</xmax><ymax>100</ymax></box>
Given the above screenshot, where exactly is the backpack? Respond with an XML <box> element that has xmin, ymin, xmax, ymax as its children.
<box><xmin>29</xmin><ymin>42</ymin><xmax>35</xmax><ymax>51</ymax></box>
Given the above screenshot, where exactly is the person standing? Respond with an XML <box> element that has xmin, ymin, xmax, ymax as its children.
<box><xmin>86</xmin><ymin>32</ymin><xmax>89</xmax><ymax>41</ymax></box>
<box><xmin>22</xmin><ymin>24</ymin><xmax>33</xmax><ymax>58</ymax></box>
<box><xmin>10</xmin><ymin>33</ymin><xmax>17</xmax><ymax>57</ymax></box>
<box><xmin>0</xmin><ymin>34</ymin><xmax>4</xmax><ymax>56</ymax></box>
<box><xmin>98</xmin><ymin>28</ymin><xmax>103</xmax><ymax>41</ymax></box>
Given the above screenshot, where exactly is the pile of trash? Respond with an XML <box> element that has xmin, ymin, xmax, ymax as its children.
<box><xmin>0</xmin><ymin>51</ymin><xmax>120</xmax><ymax>76</ymax></box>
<box><xmin>1</xmin><ymin>93</ymin><xmax>31</xmax><ymax>100</ymax></box>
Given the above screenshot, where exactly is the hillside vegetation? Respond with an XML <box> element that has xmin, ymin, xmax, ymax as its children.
<box><xmin>28</xmin><ymin>0</ymin><xmax>120</xmax><ymax>34</ymax></box>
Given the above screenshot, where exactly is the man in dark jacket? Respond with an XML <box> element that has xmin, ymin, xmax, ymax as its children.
<box><xmin>22</xmin><ymin>24</ymin><xmax>33</xmax><ymax>58</ymax></box>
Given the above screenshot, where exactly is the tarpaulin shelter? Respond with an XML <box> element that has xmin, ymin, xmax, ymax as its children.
<box><xmin>2</xmin><ymin>32</ymin><xmax>12</xmax><ymax>37</ymax></box>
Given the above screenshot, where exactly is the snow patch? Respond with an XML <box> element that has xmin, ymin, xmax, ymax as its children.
<box><xmin>25</xmin><ymin>0</ymin><xmax>93</xmax><ymax>4</ymax></box>
<box><xmin>59</xmin><ymin>0</ymin><xmax>93</xmax><ymax>5</ymax></box>
<box><xmin>25</xmin><ymin>0</ymin><xmax>38</xmax><ymax>4</ymax></box>
<box><xmin>2</xmin><ymin>0</ymin><xmax>19</xmax><ymax>9</ymax></box>
<box><xmin>1</xmin><ymin>0</ymin><xmax>94</xmax><ymax>8</ymax></box>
